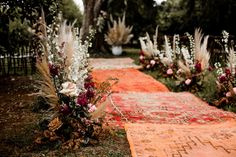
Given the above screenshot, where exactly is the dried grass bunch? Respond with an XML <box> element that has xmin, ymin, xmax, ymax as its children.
<box><xmin>105</xmin><ymin>14</ymin><xmax>133</xmax><ymax>46</ymax></box>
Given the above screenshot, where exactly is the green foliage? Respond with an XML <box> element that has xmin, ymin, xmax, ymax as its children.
<box><xmin>105</xmin><ymin>0</ymin><xmax>158</xmax><ymax>41</ymax></box>
<box><xmin>157</xmin><ymin>0</ymin><xmax>236</xmax><ymax>35</ymax></box>
<box><xmin>60</xmin><ymin>0</ymin><xmax>83</xmax><ymax>27</ymax></box>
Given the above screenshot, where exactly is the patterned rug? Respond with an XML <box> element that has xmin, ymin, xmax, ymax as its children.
<box><xmin>89</xmin><ymin>58</ymin><xmax>142</xmax><ymax>70</ymax></box>
<box><xmin>105</xmin><ymin>92</ymin><xmax>236</xmax><ymax>127</ymax></box>
<box><xmin>92</xmin><ymin>68</ymin><xmax>169</xmax><ymax>93</ymax></box>
<box><xmin>125</xmin><ymin>121</ymin><xmax>236</xmax><ymax>157</ymax></box>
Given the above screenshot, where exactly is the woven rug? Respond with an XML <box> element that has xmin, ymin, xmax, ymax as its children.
<box><xmin>92</xmin><ymin>68</ymin><xmax>169</xmax><ymax>93</ymax></box>
<box><xmin>89</xmin><ymin>58</ymin><xmax>142</xmax><ymax>70</ymax></box>
<box><xmin>105</xmin><ymin>92</ymin><xmax>236</xmax><ymax>127</ymax></box>
<box><xmin>125</xmin><ymin>121</ymin><xmax>236</xmax><ymax>157</ymax></box>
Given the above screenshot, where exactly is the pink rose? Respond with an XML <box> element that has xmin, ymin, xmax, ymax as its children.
<box><xmin>167</xmin><ymin>68</ymin><xmax>173</xmax><ymax>75</ymax></box>
<box><xmin>146</xmin><ymin>64</ymin><xmax>151</xmax><ymax>69</ymax></box>
<box><xmin>150</xmin><ymin>60</ymin><xmax>156</xmax><ymax>65</ymax></box>
<box><xmin>225</xmin><ymin>87</ymin><xmax>236</xmax><ymax>97</ymax></box>
<box><xmin>185</xmin><ymin>79</ymin><xmax>192</xmax><ymax>85</ymax></box>
<box><xmin>226</xmin><ymin>92</ymin><xmax>231</xmax><ymax>97</ymax></box>
<box><xmin>139</xmin><ymin>55</ymin><xmax>145</xmax><ymax>61</ymax></box>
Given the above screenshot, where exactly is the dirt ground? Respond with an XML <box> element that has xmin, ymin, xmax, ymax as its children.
<box><xmin>0</xmin><ymin>76</ymin><xmax>131</xmax><ymax>156</ymax></box>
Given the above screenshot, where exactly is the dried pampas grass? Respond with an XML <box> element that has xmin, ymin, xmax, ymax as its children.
<box><xmin>194</xmin><ymin>28</ymin><xmax>210</xmax><ymax>71</ymax></box>
<box><xmin>139</xmin><ymin>26</ymin><xmax>159</xmax><ymax>57</ymax></box>
<box><xmin>105</xmin><ymin>14</ymin><xmax>133</xmax><ymax>46</ymax></box>
<box><xmin>228</xmin><ymin>48</ymin><xmax>236</xmax><ymax>72</ymax></box>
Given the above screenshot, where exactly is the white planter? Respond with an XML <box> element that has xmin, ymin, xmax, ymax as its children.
<box><xmin>111</xmin><ymin>46</ymin><xmax>122</xmax><ymax>56</ymax></box>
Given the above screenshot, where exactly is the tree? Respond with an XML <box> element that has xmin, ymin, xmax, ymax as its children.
<box><xmin>60</xmin><ymin>0</ymin><xmax>83</xmax><ymax>27</ymax></box>
<box><xmin>80</xmin><ymin>0</ymin><xmax>104</xmax><ymax>42</ymax></box>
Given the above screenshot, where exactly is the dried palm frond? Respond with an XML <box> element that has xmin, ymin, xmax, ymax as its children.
<box><xmin>105</xmin><ymin>14</ymin><xmax>133</xmax><ymax>46</ymax></box>
<box><xmin>36</xmin><ymin>57</ymin><xmax>59</xmax><ymax>109</ymax></box>
<box><xmin>194</xmin><ymin>28</ymin><xmax>210</xmax><ymax>70</ymax></box>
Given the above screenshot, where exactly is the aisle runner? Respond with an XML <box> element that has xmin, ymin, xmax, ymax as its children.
<box><xmin>91</xmin><ymin>58</ymin><xmax>236</xmax><ymax>157</ymax></box>
<box><xmin>105</xmin><ymin>92</ymin><xmax>236</xmax><ymax>127</ymax></box>
<box><xmin>125</xmin><ymin>121</ymin><xmax>236</xmax><ymax>157</ymax></box>
<box><xmin>92</xmin><ymin>68</ymin><xmax>169</xmax><ymax>93</ymax></box>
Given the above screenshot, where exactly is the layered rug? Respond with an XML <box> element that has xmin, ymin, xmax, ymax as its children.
<box><xmin>105</xmin><ymin>92</ymin><xmax>236</xmax><ymax>127</ymax></box>
<box><xmin>125</xmin><ymin>121</ymin><xmax>236</xmax><ymax>157</ymax></box>
<box><xmin>92</xmin><ymin>68</ymin><xmax>169</xmax><ymax>93</ymax></box>
<box><xmin>91</xmin><ymin>58</ymin><xmax>236</xmax><ymax>157</ymax></box>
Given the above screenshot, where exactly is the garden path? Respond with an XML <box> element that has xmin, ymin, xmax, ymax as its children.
<box><xmin>90</xmin><ymin>57</ymin><xmax>236</xmax><ymax>157</ymax></box>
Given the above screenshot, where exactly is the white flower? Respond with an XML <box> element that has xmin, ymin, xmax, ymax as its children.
<box><xmin>185</xmin><ymin>79</ymin><xmax>192</xmax><ymax>85</ymax></box>
<box><xmin>59</xmin><ymin>82</ymin><xmax>78</xmax><ymax>97</ymax></box>
<box><xmin>167</xmin><ymin>68</ymin><xmax>173</xmax><ymax>75</ymax></box>
<box><xmin>88</xmin><ymin>105</ymin><xmax>97</xmax><ymax>113</ymax></box>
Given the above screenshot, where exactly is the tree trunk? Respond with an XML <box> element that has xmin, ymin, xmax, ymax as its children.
<box><xmin>80</xmin><ymin>0</ymin><xmax>111</xmax><ymax>53</ymax></box>
<box><xmin>81</xmin><ymin>0</ymin><xmax>103</xmax><ymax>42</ymax></box>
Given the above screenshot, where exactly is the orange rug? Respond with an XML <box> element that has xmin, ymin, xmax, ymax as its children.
<box><xmin>92</xmin><ymin>68</ymin><xmax>169</xmax><ymax>93</ymax></box>
<box><xmin>125</xmin><ymin>121</ymin><xmax>236</xmax><ymax>157</ymax></box>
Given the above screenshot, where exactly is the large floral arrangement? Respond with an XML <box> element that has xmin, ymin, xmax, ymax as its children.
<box><xmin>214</xmin><ymin>48</ymin><xmax>236</xmax><ymax>110</ymax></box>
<box><xmin>139</xmin><ymin>27</ymin><xmax>236</xmax><ymax>111</ymax></box>
<box><xmin>104</xmin><ymin>14</ymin><xmax>133</xmax><ymax>46</ymax></box>
<box><xmin>33</xmin><ymin>13</ymin><xmax>113</xmax><ymax>149</ymax></box>
<box><xmin>139</xmin><ymin>28</ymin><xmax>211</xmax><ymax>92</ymax></box>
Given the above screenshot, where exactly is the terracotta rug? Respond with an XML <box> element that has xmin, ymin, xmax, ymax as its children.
<box><xmin>125</xmin><ymin>121</ymin><xmax>236</xmax><ymax>157</ymax></box>
<box><xmin>105</xmin><ymin>92</ymin><xmax>236</xmax><ymax>127</ymax></box>
<box><xmin>92</xmin><ymin>68</ymin><xmax>169</xmax><ymax>93</ymax></box>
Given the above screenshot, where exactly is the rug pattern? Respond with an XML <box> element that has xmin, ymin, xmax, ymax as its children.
<box><xmin>106</xmin><ymin>92</ymin><xmax>236</xmax><ymax>127</ymax></box>
<box><xmin>125</xmin><ymin>122</ymin><xmax>236</xmax><ymax>157</ymax></box>
<box><xmin>92</xmin><ymin>68</ymin><xmax>169</xmax><ymax>93</ymax></box>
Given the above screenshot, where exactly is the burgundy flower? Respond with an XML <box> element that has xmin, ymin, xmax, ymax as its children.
<box><xmin>86</xmin><ymin>89</ymin><xmax>95</xmax><ymax>99</ymax></box>
<box><xmin>225</xmin><ymin>68</ymin><xmax>231</xmax><ymax>76</ymax></box>
<box><xmin>49</xmin><ymin>64</ymin><xmax>59</xmax><ymax>77</ymax></box>
<box><xmin>85</xmin><ymin>75</ymin><xmax>93</xmax><ymax>82</ymax></box>
<box><xmin>219</xmin><ymin>74</ymin><xmax>227</xmax><ymax>83</ymax></box>
<box><xmin>77</xmin><ymin>93</ymin><xmax>88</xmax><ymax>106</ymax></box>
<box><xmin>84</xmin><ymin>82</ymin><xmax>95</xmax><ymax>89</ymax></box>
<box><xmin>195</xmin><ymin>61</ymin><xmax>202</xmax><ymax>73</ymax></box>
<box><xmin>140</xmin><ymin>50</ymin><xmax>145</xmax><ymax>56</ymax></box>
<box><xmin>208</xmin><ymin>66</ymin><xmax>214</xmax><ymax>71</ymax></box>
<box><xmin>60</xmin><ymin>104</ymin><xmax>71</xmax><ymax>115</ymax></box>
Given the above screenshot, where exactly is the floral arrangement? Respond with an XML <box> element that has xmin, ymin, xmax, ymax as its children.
<box><xmin>139</xmin><ymin>27</ymin><xmax>236</xmax><ymax>111</ymax></box>
<box><xmin>175</xmin><ymin>29</ymin><xmax>211</xmax><ymax>92</ymax></box>
<box><xmin>214</xmin><ymin>48</ymin><xmax>236</xmax><ymax>110</ymax></box>
<box><xmin>139</xmin><ymin>28</ymin><xmax>212</xmax><ymax>92</ymax></box>
<box><xmin>104</xmin><ymin>14</ymin><xmax>133</xmax><ymax>46</ymax></box>
<box><xmin>34</xmin><ymin>13</ymin><xmax>114</xmax><ymax>149</ymax></box>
